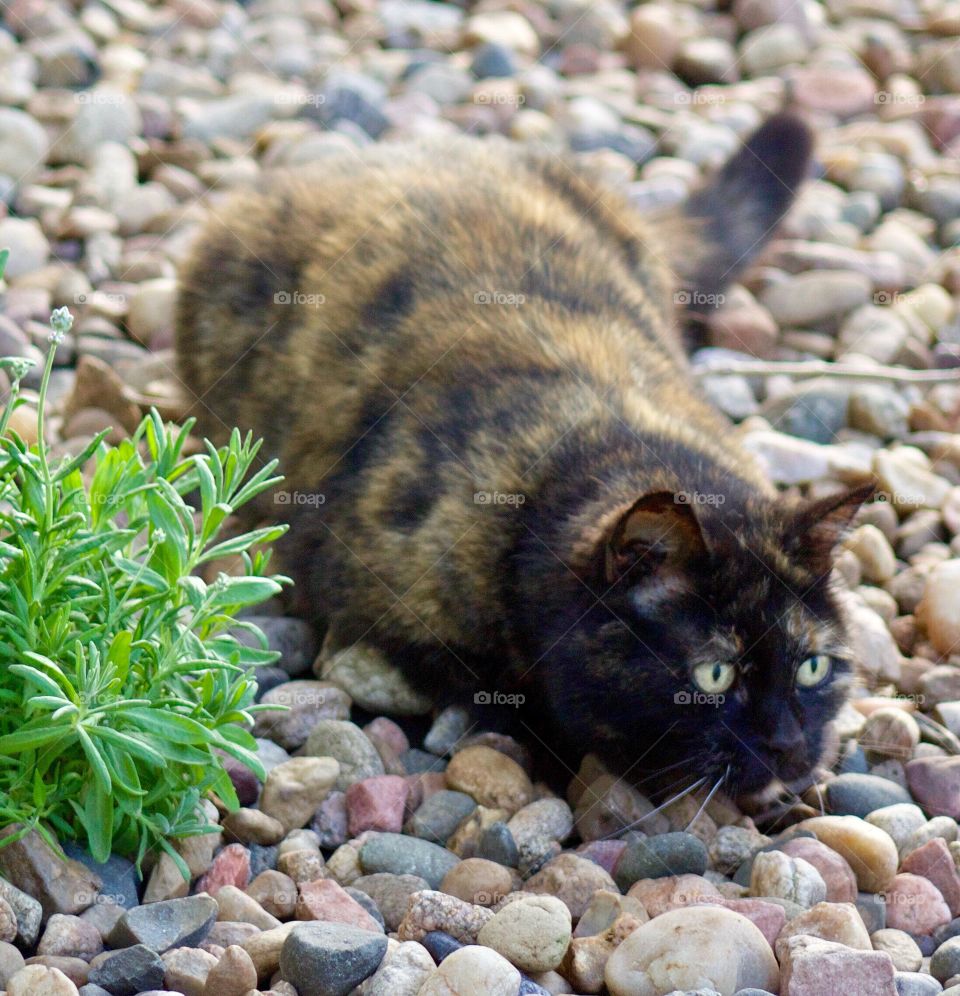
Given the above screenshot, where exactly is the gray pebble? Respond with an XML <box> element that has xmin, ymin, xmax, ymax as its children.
<box><xmin>279</xmin><ymin>921</ymin><xmax>388</xmax><ymax>996</ymax></box>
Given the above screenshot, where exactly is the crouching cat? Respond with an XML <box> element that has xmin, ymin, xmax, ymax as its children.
<box><xmin>176</xmin><ymin>115</ymin><xmax>872</xmax><ymax>804</ymax></box>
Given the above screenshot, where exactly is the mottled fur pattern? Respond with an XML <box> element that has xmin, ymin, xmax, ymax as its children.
<box><xmin>176</xmin><ymin>116</ymin><xmax>871</xmax><ymax>799</ymax></box>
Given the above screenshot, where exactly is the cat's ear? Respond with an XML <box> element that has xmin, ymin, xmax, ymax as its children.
<box><xmin>605</xmin><ymin>490</ymin><xmax>708</xmax><ymax>586</ymax></box>
<box><xmin>785</xmin><ymin>482</ymin><xmax>876</xmax><ymax>576</ymax></box>
<box><xmin>664</xmin><ymin>113</ymin><xmax>813</xmax><ymax>304</ymax></box>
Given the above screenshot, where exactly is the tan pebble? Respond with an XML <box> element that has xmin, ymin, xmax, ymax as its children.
<box><xmin>446</xmin><ymin>746</ymin><xmax>533</xmax><ymax>815</ymax></box>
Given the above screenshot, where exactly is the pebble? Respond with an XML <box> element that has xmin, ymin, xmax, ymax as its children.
<box><xmin>0</xmin><ymin>107</ymin><xmax>49</xmax><ymax>184</ymax></box>
<box><xmin>919</xmin><ymin>560</ymin><xmax>960</xmax><ymax>657</ymax></box>
<box><xmin>873</xmin><ymin>929</ymin><xmax>923</xmax><ymax>972</ymax></box>
<box><xmin>109</xmin><ymin>896</ymin><xmax>218</xmax><ymax>953</ymax></box>
<box><xmin>355</xmin><ymin>940</ymin><xmax>434</xmax><ymax>996</ymax></box>
<box><xmin>397</xmin><ymin>890</ymin><xmax>493</xmax><ymax>945</ymax></box>
<box><xmin>604</xmin><ymin>906</ymin><xmax>779</xmax><ymax>996</ymax></box>
<box><xmin>614</xmin><ymin>832</ymin><xmax>708</xmax><ymax>890</ymax></box>
<box><xmin>352</xmin><ymin>874</ymin><xmax>431</xmax><ymax>933</ymax></box>
<box><xmin>507</xmin><ymin>798</ymin><xmax>574</xmax><ymax>871</ymax></box>
<box><xmin>477</xmin><ymin>895</ymin><xmax>571</xmax><ymax>972</ymax></box>
<box><xmin>750</xmin><ymin>850</ymin><xmax>827</xmax><ymax>908</ymax></box>
<box><xmin>933</xmin><ymin>936</ymin><xmax>960</xmax><ymax>983</ymax></box>
<box><xmin>37</xmin><ymin>915</ymin><xmax>103</xmax><ymax>961</ymax></box>
<box><xmin>253</xmin><ymin>681</ymin><xmax>352</xmax><ymax>751</ymax></box>
<box><xmin>303</xmin><ymin>721</ymin><xmax>385</xmax><ymax>792</ymax></box>
<box><xmin>778</xmin><ymin>934</ymin><xmax>897</xmax><ymax>995</ymax></box>
<box><xmin>759</xmin><ymin>270</ymin><xmax>872</xmax><ymax>327</ymax></box>
<box><xmin>907</xmin><ymin>757</ymin><xmax>960</xmax><ymax>819</ymax></box>
<box><xmin>523</xmin><ymin>852</ymin><xmax>617</xmax><ymax>919</ymax></box>
<box><xmin>6</xmin><ymin>965</ymin><xmax>80</xmax><ymax>996</ymax></box>
<box><xmin>347</xmin><ymin>775</ymin><xmax>409</xmax><ymax>835</ymax></box>
<box><xmin>417</xmin><ymin>944</ymin><xmax>521</xmax><ymax>996</ymax></box>
<box><xmin>799</xmin><ymin>815</ymin><xmax>900</xmax><ymax>892</ymax></box>
<box><xmin>201</xmin><ymin>944</ymin><xmax>257</xmax><ymax>996</ymax></box>
<box><xmin>901</xmin><ymin>838</ymin><xmax>960</xmax><ymax>916</ymax></box>
<box><xmin>773</xmin><ymin>901</ymin><xmax>872</xmax><ymax>960</ymax></box>
<box><xmin>258</xmin><ymin>756</ymin><xmax>340</xmax><ymax>833</ymax></box>
<box><xmin>440</xmin><ymin>859</ymin><xmax>517</xmax><ymax>908</ymax></box>
<box><xmin>222</xmin><ymin>809</ymin><xmax>285</xmax><ymax>847</ymax></box>
<box><xmin>885</xmin><ymin>874</ymin><xmax>952</xmax><ymax>935</ymax></box>
<box><xmin>279</xmin><ymin>922</ymin><xmax>388</xmax><ymax>996</ymax></box>
<box><xmin>296</xmin><ymin>878</ymin><xmax>383</xmax><ymax>933</ymax></box>
<box><xmin>860</xmin><ymin>710</ymin><xmax>922</xmax><ymax>764</ymax></box>
<box><xmin>88</xmin><ymin>944</ymin><xmax>166</xmax><ymax>995</ymax></box>
<box><xmin>446</xmin><ymin>746</ymin><xmax>533</xmax><ymax>815</ymax></box>
<box><xmin>409</xmin><ymin>791</ymin><xmax>478</xmax><ymax>845</ymax></box>
<box><xmin>827</xmin><ymin>772</ymin><xmax>914</xmax><ymax>817</ymax></box>
<box><xmin>778</xmin><ymin>837</ymin><xmax>858</xmax><ymax>903</ymax></box>
<box><xmin>161</xmin><ymin>945</ymin><xmax>217</xmax><ymax>994</ymax></box>
<box><xmin>628</xmin><ymin>874</ymin><xmax>722</xmax><ymax>918</ymax></box>
<box><xmin>360</xmin><ymin>833</ymin><xmax>460</xmax><ymax>889</ymax></box>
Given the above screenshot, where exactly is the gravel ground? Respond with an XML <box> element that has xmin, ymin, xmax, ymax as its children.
<box><xmin>2</xmin><ymin>0</ymin><xmax>960</xmax><ymax>994</ymax></box>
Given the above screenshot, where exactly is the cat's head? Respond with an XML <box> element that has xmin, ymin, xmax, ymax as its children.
<box><xmin>520</xmin><ymin>480</ymin><xmax>874</xmax><ymax>802</ymax></box>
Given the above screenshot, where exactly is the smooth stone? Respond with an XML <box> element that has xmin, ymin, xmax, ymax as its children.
<box><xmin>303</xmin><ymin>721</ymin><xmax>385</xmax><ymax>792</ymax></box>
<box><xmin>604</xmin><ymin>906</ymin><xmax>779</xmax><ymax>996</ymax></box>
<box><xmin>417</xmin><ymin>944</ymin><xmax>521</xmax><ymax>996</ymax></box>
<box><xmin>360</xmin><ymin>833</ymin><xmax>460</xmax><ymax>890</ymax></box>
<box><xmin>798</xmin><ymin>816</ymin><xmax>899</xmax><ymax>892</ymax></box>
<box><xmin>614</xmin><ymin>833</ymin><xmax>708</xmax><ymax>890</ymax></box>
<box><xmin>827</xmin><ymin>773</ymin><xmax>914</xmax><ymax>818</ymax></box>
<box><xmin>408</xmin><ymin>791</ymin><xmax>477</xmax><ymax>845</ymax></box>
<box><xmin>477</xmin><ymin>895</ymin><xmax>572</xmax><ymax>973</ymax></box>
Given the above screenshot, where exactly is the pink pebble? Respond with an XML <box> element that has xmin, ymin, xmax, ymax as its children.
<box><xmin>346</xmin><ymin>775</ymin><xmax>409</xmax><ymax>835</ymax></box>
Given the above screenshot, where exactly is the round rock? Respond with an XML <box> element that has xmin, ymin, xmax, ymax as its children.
<box><xmin>477</xmin><ymin>894</ymin><xmax>571</xmax><ymax>972</ymax></box>
<box><xmin>604</xmin><ymin>906</ymin><xmax>779</xmax><ymax>996</ymax></box>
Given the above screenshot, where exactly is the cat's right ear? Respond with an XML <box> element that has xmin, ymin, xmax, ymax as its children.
<box><xmin>604</xmin><ymin>491</ymin><xmax>707</xmax><ymax>595</ymax></box>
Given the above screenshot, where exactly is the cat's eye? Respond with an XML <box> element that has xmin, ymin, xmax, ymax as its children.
<box><xmin>797</xmin><ymin>654</ymin><xmax>832</xmax><ymax>688</ymax></box>
<box><xmin>692</xmin><ymin>662</ymin><xmax>736</xmax><ymax>694</ymax></box>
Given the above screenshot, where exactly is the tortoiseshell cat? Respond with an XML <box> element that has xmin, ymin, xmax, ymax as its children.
<box><xmin>176</xmin><ymin>115</ymin><xmax>873</xmax><ymax>803</ymax></box>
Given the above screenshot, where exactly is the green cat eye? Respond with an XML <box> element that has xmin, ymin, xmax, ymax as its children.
<box><xmin>692</xmin><ymin>661</ymin><xmax>736</xmax><ymax>694</ymax></box>
<box><xmin>797</xmin><ymin>654</ymin><xmax>832</xmax><ymax>688</ymax></box>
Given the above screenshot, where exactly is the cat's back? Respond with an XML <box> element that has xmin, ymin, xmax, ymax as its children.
<box><xmin>176</xmin><ymin>137</ymin><xmax>683</xmax><ymax>478</ymax></box>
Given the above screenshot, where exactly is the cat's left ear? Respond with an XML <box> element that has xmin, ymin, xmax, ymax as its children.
<box><xmin>785</xmin><ymin>481</ymin><xmax>876</xmax><ymax>576</ymax></box>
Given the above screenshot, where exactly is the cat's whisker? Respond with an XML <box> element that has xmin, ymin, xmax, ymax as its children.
<box><xmin>600</xmin><ymin>775</ymin><xmax>708</xmax><ymax>841</ymax></box>
<box><xmin>685</xmin><ymin>767</ymin><xmax>728</xmax><ymax>833</ymax></box>
<box><xmin>633</xmin><ymin>756</ymin><xmax>698</xmax><ymax>786</ymax></box>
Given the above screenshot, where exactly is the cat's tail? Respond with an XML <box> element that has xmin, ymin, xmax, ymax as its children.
<box><xmin>657</xmin><ymin>112</ymin><xmax>814</xmax><ymax>345</ymax></box>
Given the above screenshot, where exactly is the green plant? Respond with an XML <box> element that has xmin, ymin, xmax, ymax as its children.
<box><xmin>0</xmin><ymin>283</ymin><xmax>289</xmax><ymax>874</ymax></box>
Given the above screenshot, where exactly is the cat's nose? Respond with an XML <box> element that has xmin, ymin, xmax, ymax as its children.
<box><xmin>765</xmin><ymin>713</ymin><xmax>804</xmax><ymax>756</ymax></box>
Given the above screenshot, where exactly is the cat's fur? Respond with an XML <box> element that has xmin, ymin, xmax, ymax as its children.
<box><xmin>176</xmin><ymin>116</ymin><xmax>872</xmax><ymax>800</ymax></box>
